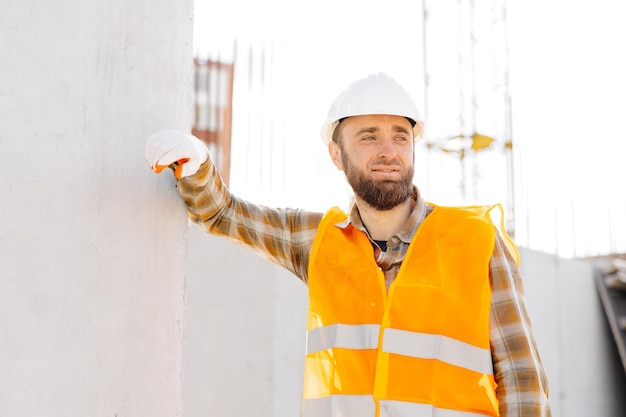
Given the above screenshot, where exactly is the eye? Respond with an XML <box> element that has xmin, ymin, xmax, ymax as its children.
<box><xmin>394</xmin><ymin>135</ymin><xmax>409</xmax><ymax>142</ymax></box>
<box><xmin>360</xmin><ymin>135</ymin><xmax>376</xmax><ymax>141</ymax></box>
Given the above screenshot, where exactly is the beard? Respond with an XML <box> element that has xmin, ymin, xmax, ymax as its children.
<box><xmin>341</xmin><ymin>152</ymin><xmax>414</xmax><ymax>211</ymax></box>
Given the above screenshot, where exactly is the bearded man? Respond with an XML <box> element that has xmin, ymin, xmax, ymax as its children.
<box><xmin>145</xmin><ymin>73</ymin><xmax>552</xmax><ymax>417</ymax></box>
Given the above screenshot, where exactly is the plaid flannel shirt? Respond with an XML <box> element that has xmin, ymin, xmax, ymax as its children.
<box><xmin>177</xmin><ymin>158</ymin><xmax>552</xmax><ymax>416</ymax></box>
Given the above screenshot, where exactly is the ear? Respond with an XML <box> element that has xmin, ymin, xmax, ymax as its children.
<box><xmin>328</xmin><ymin>140</ymin><xmax>343</xmax><ymax>171</ymax></box>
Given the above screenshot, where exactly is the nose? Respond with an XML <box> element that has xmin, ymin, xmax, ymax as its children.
<box><xmin>378</xmin><ymin>137</ymin><xmax>397</xmax><ymax>159</ymax></box>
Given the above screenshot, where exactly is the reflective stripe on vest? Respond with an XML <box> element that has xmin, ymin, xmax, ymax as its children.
<box><xmin>307</xmin><ymin>323</ymin><xmax>380</xmax><ymax>353</ymax></box>
<box><xmin>306</xmin><ymin>324</ymin><xmax>493</xmax><ymax>376</ymax></box>
<box><xmin>304</xmin><ymin>205</ymin><xmax>502</xmax><ymax>417</ymax></box>
<box><xmin>304</xmin><ymin>396</ymin><xmax>493</xmax><ymax>417</ymax></box>
<box><xmin>378</xmin><ymin>400</ymin><xmax>497</xmax><ymax>417</ymax></box>
<box><xmin>382</xmin><ymin>329</ymin><xmax>493</xmax><ymax>376</ymax></box>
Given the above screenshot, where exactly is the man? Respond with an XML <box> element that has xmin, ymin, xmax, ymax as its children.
<box><xmin>145</xmin><ymin>73</ymin><xmax>551</xmax><ymax>416</ymax></box>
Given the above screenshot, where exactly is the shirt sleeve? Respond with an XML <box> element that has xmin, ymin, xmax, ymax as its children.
<box><xmin>489</xmin><ymin>232</ymin><xmax>552</xmax><ymax>416</ymax></box>
<box><xmin>175</xmin><ymin>157</ymin><xmax>322</xmax><ymax>282</ymax></box>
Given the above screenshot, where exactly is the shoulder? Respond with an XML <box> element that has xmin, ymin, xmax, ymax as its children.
<box><xmin>430</xmin><ymin>204</ymin><xmax>497</xmax><ymax>228</ymax></box>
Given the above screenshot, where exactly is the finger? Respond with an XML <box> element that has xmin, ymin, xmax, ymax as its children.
<box><xmin>145</xmin><ymin>131</ymin><xmax>170</xmax><ymax>167</ymax></box>
<box><xmin>154</xmin><ymin>145</ymin><xmax>190</xmax><ymax>171</ymax></box>
<box><xmin>145</xmin><ymin>130</ymin><xmax>187</xmax><ymax>168</ymax></box>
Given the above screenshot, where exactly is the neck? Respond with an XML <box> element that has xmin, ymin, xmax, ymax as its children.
<box><xmin>355</xmin><ymin>196</ymin><xmax>413</xmax><ymax>241</ymax></box>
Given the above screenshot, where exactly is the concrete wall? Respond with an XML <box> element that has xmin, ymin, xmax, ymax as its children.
<box><xmin>184</xmin><ymin>227</ymin><xmax>308</xmax><ymax>417</ymax></box>
<box><xmin>0</xmin><ymin>1</ymin><xmax>193</xmax><ymax>416</ymax></box>
<box><xmin>185</xmin><ymin>228</ymin><xmax>626</xmax><ymax>417</ymax></box>
<box><xmin>521</xmin><ymin>249</ymin><xmax>626</xmax><ymax>416</ymax></box>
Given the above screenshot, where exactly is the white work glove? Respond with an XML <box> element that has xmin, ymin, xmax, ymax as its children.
<box><xmin>145</xmin><ymin>129</ymin><xmax>209</xmax><ymax>179</ymax></box>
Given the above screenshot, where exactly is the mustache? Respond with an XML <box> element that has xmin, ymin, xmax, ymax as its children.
<box><xmin>369</xmin><ymin>158</ymin><xmax>402</xmax><ymax>167</ymax></box>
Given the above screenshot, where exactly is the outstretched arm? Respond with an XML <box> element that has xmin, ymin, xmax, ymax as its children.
<box><xmin>145</xmin><ymin>129</ymin><xmax>322</xmax><ymax>281</ymax></box>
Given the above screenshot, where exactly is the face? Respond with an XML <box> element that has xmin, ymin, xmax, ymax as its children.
<box><xmin>329</xmin><ymin>114</ymin><xmax>415</xmax><ymax>211</ymax></box>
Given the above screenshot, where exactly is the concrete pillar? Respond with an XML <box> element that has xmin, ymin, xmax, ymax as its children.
<box><xmin>0</xmin><ymin>1</ymin><xmax>193</xmax><ymax>416</ymax></box>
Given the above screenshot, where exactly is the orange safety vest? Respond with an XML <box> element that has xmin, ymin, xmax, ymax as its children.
<box><xmin>304</xmin><ymin>204</ymin><xmax>510</xmax><ymax>417</ymax></box>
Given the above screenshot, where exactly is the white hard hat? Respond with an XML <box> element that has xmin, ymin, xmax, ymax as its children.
<box><xmin>320</xmin><ymin>72</ymin><xmax>423</xmax><ymax>144</ymax></box>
